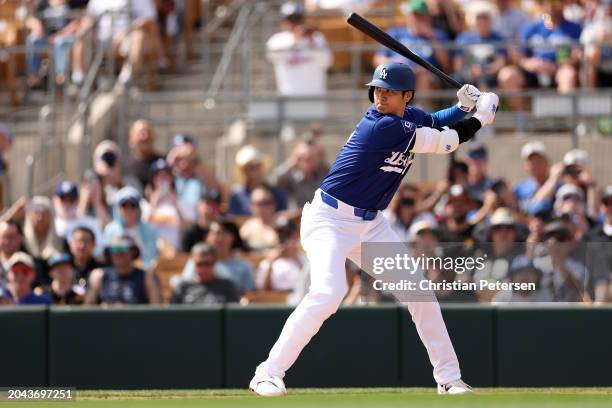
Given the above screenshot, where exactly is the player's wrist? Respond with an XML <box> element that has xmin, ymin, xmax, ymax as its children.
<box><xmin>457</xmin><ymin>101</ymin><xmax>472</xmax><ymax>113</ymax></box>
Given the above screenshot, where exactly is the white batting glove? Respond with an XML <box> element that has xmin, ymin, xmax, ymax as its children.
<box><xmin>472</xmin><ymin>92</ymin><xmax>499</xmax><ymax>127</ymax></box>
<box><xmin>456</xmin><ymin>84</ymin><xmax>481</xmax><ymax>112</ymax></box>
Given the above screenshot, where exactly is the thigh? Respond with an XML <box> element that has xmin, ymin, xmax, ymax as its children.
<box><xmin>347</xmin><ymin>214</ymin><xmax>405</xmax><ymax>269</ymax></box>
<box><xmin>301</xmin><ymin>206</ymin><xmax>361</xmax><ymax>295</ymax></box>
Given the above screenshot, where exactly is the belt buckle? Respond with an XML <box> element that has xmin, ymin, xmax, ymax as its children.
<box><xmin>363</xmin><ymin>210</ymin><xmax>377</xmax><ymax>221</ymax></box>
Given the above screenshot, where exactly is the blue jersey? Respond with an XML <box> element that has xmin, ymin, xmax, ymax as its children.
<box><xmin>320</xmin><ymin>105</ymin><xmax>463</xmax><ymax>210</ymax></box>
<box><xmin>520</xmin><ymin>19</ymin><xmax>582</xmax><ymax>62</ymax></box>
<box><xmin>376</xmin><ymin>27</ymin><xmax>449</xmax><ymax>69</ymax></box>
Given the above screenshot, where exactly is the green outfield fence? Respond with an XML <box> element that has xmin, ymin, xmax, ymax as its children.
<box><xmin>1</xmin><ymin>304</ymin><xmax>611</xmax><ymax>389</ymax></box>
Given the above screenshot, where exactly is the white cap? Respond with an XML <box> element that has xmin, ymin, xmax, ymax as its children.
<box><xmin>521</xmin><ymin>141</ymin><xmax>547</xmax><ymax>160</ymax></box>
<box><xmin>235</xmin><ymin>145</ymin><xmax>264</xmax><ymax>168</ymax></box>
<box><xmin>563</xmin><ymin>149</ymin><xmax>590</xmax><ymax>166</ymax></box>
<box><xmin>555</xmin><ymin>184</ymin><xmax>585</xmax><ymax>202</ymax></box>
<box><xmin>408</xmin><ymin>213</ymin><xmax>440</xmax><ymax>242</ymax></box>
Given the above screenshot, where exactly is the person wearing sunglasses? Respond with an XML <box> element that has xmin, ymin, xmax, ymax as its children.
<box><xmin>240</xmin><ymin>187</ymin><xmax>280</xmax><ymax>253</ymax></box>
<box><xmin>5</xmin><ymin>252</ymin><xmax>51</xmax><ymax>305</ymax></box>
<box><xmin>385</xmin><ymin>183</ymin><xmax>420</xmax><ymax>241</ymax></box>
<box><xmin>171</xmin><ymin>243</ymin><xmax>238</xmax><ymax>305</ymax></box>
<box><xmin>103</xmin><ymin>186</ymin><xmax>158</xmax><ymax>270</ymax></box>
<box><xmin>85</xmin><ymin>235</ymin><xmax>160</xmax><ymax>305</ymax></box>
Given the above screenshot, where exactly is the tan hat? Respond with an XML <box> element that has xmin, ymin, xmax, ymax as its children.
<box><xmin>490</xmin><ymin>207</ymin><xmax>516</xmax><ymax>227</ymax></box>
<box><xmin>7</xmin><ymin>251</ymin><xmax>35</xmax><ymax>270</ymax></box>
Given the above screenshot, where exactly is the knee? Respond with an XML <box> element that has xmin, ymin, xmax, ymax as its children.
<box><xmin>305</xmin><ymin>288</ymin><xmax>347</xmax><ymax>318</ymax></box>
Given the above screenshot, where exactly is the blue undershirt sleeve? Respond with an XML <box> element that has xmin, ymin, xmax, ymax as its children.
<box><xmin>431</xmin><ymin>104</ymin><xmax>468</xmax><ymax>127</ymax></box>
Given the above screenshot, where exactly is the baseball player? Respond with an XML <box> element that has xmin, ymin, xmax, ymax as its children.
<box><xmin>249</xmin><ymin>61</ymin><xmax>498</xmax><ymax>396</ymax></box>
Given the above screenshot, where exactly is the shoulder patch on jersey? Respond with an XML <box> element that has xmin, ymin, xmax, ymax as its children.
<box><xmin>401</xmin><ymin>120</ymin><xmax>415</xmax><ymax>135</ymax></box>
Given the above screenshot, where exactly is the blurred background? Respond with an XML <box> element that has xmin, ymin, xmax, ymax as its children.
<box><xmin>0</xmin><ymin>0</ymin><xmax>612</xmax><ymax>389</ymax></box>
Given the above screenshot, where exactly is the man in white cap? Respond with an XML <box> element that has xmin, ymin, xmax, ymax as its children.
<box><xmin>513</xmin><ymin>141</ymin><xmax>550</xmax><ymax>212</ymax></box>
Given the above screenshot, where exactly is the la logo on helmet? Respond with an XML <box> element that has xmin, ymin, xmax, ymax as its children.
<box><xmin>379</xmin><ymin>67</ymin><xmax>388</xmax><ymax>80</ymax></box>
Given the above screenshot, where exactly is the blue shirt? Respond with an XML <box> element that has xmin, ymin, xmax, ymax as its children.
<box><xmin>320</xmin><ymin>105</ymin><xmax>465</xmax><ymax>210</ymax></box>
<box><xmin>17</xmin><ymin>290</ymin><xmax>51</xmax><ymax>305</ymax></box>
<box><xmin>227</xmin><ymin>185</ymin><xmax>288</xmax><ymax>216</ymax></box>
<box><xmin>376</xmin><ymin>27</ymin><xmax>449</xmax><ymax>69</ymax></box>
<box><xmin>520</xmin><ymin>19</ymin><xmax>582</xmax><ymax>62</ymax></box>
<box><xmin>454</xmin><ymin>30</ymin><xmax>507</xmax><ymax>64</ymax></box>
<box><xmin>513</xmin><ymin>177</ymin><xmax>539</xmax><ymax>212</ymax></box>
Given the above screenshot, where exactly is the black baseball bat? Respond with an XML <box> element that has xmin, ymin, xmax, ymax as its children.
<box><xmin>347</xmin><ymin>12</ymin><xmax>462</xmax><ymax>89</ymax></box>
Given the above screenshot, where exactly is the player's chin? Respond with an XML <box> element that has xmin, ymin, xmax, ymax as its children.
<box><xmin>375</xmin><ymin>104</ymin><xmax>389</xmax><ymax>114</ymax></box>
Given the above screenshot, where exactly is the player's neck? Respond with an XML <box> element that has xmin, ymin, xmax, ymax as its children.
<box><xmin>390</xmin><ymin>104</ymin><xmax>407</xmax><ymax>118</ymax></box>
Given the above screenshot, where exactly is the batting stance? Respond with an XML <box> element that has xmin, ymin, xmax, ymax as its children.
<box><xmin>250</xmin><ymin>62</ymin><xmax>498</xmax><ymax>396</ymax></box>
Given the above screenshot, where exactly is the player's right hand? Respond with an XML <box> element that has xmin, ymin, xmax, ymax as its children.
<box><xmin>473</xmin><ymin>92</ymin><xmax>499</xmax><ymax>127</ymax></box>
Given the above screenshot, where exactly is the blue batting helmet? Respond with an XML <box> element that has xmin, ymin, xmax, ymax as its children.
<box><xmin>366</xmin><ymin>62</ymin><xmax>416</xmax><ymax>102</ymax></box>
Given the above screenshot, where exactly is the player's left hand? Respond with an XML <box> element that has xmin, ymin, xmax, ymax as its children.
<box><xmin>473</xmin><ymin>92</ymin><xmax>499</xmax><ymax>127</ymax></box>
<box><xmin>456</xmin><ymin>84</ymin><xmax>481</xmax><ymax>112</ymax></box>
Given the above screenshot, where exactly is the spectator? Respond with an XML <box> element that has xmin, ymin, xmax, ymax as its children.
<box><xmin>439</xmin><ymin>184</ymin><xmax>477</xmax><ymax>245</ymax></box>
<box><xmin>181</xmin><ymin>190</ymin><xmax>222</xmax><ymax>253</ymax></box>
<box><xmin>0</xmin><ymin>124</ymin><xmax>13</xmax><ymax>209</ymax></box>
<box><xmin>85</xmin><ymin>235</ymin><xmax>160</xmax><ymax>305</ymax></box>
<box><xmin>181</xmin><ymin>219</ymin><xmax>255</xmax><ymax>293</ymax></box>
<box><xmin>408</xmin><ymin>217</ymin><xmax>477</xmax><ymax>302</ymax></box>
<box><xmin>166</xmin><ymin>142</ymin><xmax>205</xmax><ymax>223</ymax></box>
<box><xmin>45</xmin><ymin>253</ymin><xmax>84</xmax><ymax>305</ymax></box>
<box><xmin>24</xmin><ymin>196</ymin><xmax>62</xmax><ymax>285</ymax></box>
<box><xmin>427</xmin><ymin>0</ymin><xmax>465</xmax><ymax>40</ymax></box>
<box><xmin>472</xmin><ymin>208</ymin><xmax>524</xmax><ymax>301</ymax></box>
<box><xmin>453</xmin><ymin>1</ymin><xmax>507</xmax><ymax>89</ymax></box>
<box><xmin>585</xmin><ymin>185</ymin><xmax>612</xmax><ymax>302</ymax></box>
<box><xmin>91</xmin><ymin>140</ymin><xmax>139</xmax><ymax>217</ymax></box>
<box><xmin>25</xmin><ymin>0</ymin><xmax>84</xmax><ymax>87</ymax></box>
<box><xmin>580</xmin><ymin>0</ymin><xmax>612</xmax><ymax>88</ymax></box>
<box><xmin>272</xmin><ymin>140</ymin><xmax>329</xmax><ymax>210</ymax></box>
<box><xmin>228</xmin><ymin>145</ymin><xmax>287</xmax><ymax>216</ymax></box>
<box><xmin>82</xmin><ymin>0</ymin><xmax>158</xmax><ymax>84</ymax></box>
<box><xmin>498</xmin><ymin>0</ymin><xmax>582</xmax><ymax>111</ymax></box>
<box><xmin>559</xmin><ymin>149</ymin><xmax>599</xmax><ymax>218</ymax></box>
<box><xmin>53</xmin><ymin>181</ymin><xmax>80</xmax><ymax>238</ymax></box>
<box><xmin>142</xmin><ymin>159</ymin><xmax>188</xmax><ymax>251</ymax></box>
<box><xmin>0</xmin><ymin>221</ymin><xmax>25</xmax><ymax>285</ymax></box>
<box><xmin>5</xmin><ymin>252</ymin><xmax>51</xmax><ymax>305</ymax></box>
<box><xmin>240</xmin><ymin>187</ymin><xmax>280</xmax><ymax>252</ymax></box>
<box><xmin>534</xmin><ymin>220</ymin><xmax>588</xmax><ymax>302</ymax></box>
<box><xmin>492</xmin><ymin>0</ymin><xmax>530</xmax><ymax>41</ymax></box>
<box><xmin>103</xmin><ymin>186</ymin><xmax>158</xmax><ymax>269</ymax></box>
<box><xmin>257</xmin><ymin>218</ymin><xmax>307</xmax><ymax>292</ymax></box>
<box><xmin>513</xmin><ymin>141</ymin><xmax>550</xmax><ymax>213</ymax></box>
<box><xmin>464</xmin><ymin>143</ymin><xmax>494</xmax><ymax>203</ymax></box>
<box><xmin>266</xmin><ymin>1</ymin><xmax>332</xmax><ymax>96</ymax></box>
<box><xmin>553</xmin><ymin>184</ymin><xmax>595</xmax><ymax>240</ymax></box>
<box><xmin>385</xmin><ymin>183</ymin><xmax>420</xmax><ymax>241</ymax></box>
<box><xmin>171</xmin><ymin>243</ymin><xmax>239</xmax><ymax>304</ymax></box>
<box><xmin>123</xmin><ymin>120</ymin><xmax>164</xmax><ymax>190</ymax></box>
<box><xmin>491</xmin><ymin>255</ymin><xmax>554</xmax><ymax>303</ymax></box>
<box><xmin>67</xmin><ymin>226</ymin><xmax>103</xmax><ymax>287</ymax></box>
<box><xmin>374</xmin><ymin>0</ymin><xmax>450</xmax><ymax>92</ymax></box>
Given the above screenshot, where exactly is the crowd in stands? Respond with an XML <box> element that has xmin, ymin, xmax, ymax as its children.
<box><xmin>0</xmin><ymin>117</ymin><xmax>610</xmax><ymax>306</ymax></box>
<box><xmin>3</xmin><ymin>0</ymin><xmax>197</xmax><ymax>102</ymax></box>
<box><xmin>268</xmin><ymin>0</ymin><xmax>611</xmax><ymax>103</ymax></box>
<box><xmin>1</xmin><ymin>1</ymin><xmax>611</xmax><ymax>307</ymax></box>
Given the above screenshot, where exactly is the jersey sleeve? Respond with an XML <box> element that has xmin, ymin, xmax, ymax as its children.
<box><xmin>368</xmin><ymin>116</ymin><xmax>416</xmax><ymax>152</ymax></box>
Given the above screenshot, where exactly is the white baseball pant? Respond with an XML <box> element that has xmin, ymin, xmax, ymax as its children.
<box><xmin>255</xmin><ymin>189</ymin><xmax>461</xmax><ymax>385</ymax></box>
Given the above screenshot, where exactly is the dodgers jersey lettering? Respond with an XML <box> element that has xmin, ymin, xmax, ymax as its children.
<box><xmin>320</xmin><ymin>105</ymin><xmax>436</xmax><ymax>211</ymax></box>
